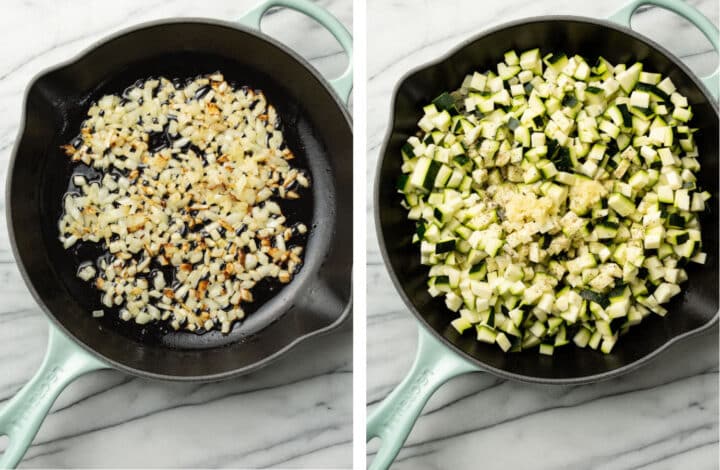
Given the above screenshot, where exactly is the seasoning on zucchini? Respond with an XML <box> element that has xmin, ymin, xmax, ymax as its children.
<box><xmin>399</xmin><ymin>49</ymin><xmax>709</xmax><ymax>355</ymax></box>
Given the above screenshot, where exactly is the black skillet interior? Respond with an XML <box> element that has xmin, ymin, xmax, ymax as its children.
<box><xmin>9</xmin><ymin>20</ymin><xmax>352</xmax><ymax>379</ymax></box>
<box><xmin>377</xmin><ymin>17</ymin><xmax>719</xmax><ymax>382</ymax></box>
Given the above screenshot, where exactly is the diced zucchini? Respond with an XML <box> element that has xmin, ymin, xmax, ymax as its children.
<box><xmin>608</xmin><ymin>193</ymin><xmax>635</xmax><ymax>217</ymax></box>
<box><xmin>476</xmin><ymin>325</ymin><xmax>498</xmax><ymax>343</ymax></box>
<box><xmin>617</xmin><ymin>63</ymin><xmax>642</xmax><ymax>93</ymax></box>
<box><xmin>400</xmin><ymin>49</ymin><xmax>705</xmax><ymax>357</ymax></box>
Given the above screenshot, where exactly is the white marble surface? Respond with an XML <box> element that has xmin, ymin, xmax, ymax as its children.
<box><xmin>0</xmin><ymin>0</ymin><xmax>352</xmax><ymax>468</ymax></box>
<box><xmin>367</xmin><ymin>0</ymin><xmax>719</xmax><ymax>469</ymax></box>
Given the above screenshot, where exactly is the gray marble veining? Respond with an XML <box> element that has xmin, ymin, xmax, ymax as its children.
<box><xmin>366</xmin><ymin>0</ymin><xmax>718</xmax><ymax>468</ymax></box>
<box><xmin>0</xmin><ymin>0</ymin><xmax>352</xmax><ymax>468</ymax></box>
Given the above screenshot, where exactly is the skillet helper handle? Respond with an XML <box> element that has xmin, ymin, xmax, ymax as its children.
<box><xmin>366</xmin><ymin>327</ymin><xmax>478</xmax><ymax>470</ymax></box>
<box><xmin>608</xmin><ymin>0</ymin><xmax>719</xmax><ymax>99</ymax></box>
<box><xmin>0</xmin><ymin>325</ymin><xmax>106</xmax><ymax>469</ymax></box>
<box><xmin>238</xmin><ymin>0</ymin><xmax>353</xmax><ymax>103</ymax></box>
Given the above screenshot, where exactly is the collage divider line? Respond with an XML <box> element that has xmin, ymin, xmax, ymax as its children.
<box><xmin>352</xmin><ymin>0</ymin><xmax>368</xmax><ymax>468</ymax></box>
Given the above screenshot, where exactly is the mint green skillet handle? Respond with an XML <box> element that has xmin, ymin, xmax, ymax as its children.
<box><xmin>366</xmin><ymin>326</ymin><xmax>479</xmax><ymax>470</ymax></box>
<box><xmin>608</xmin><ymin>0</ymin><xmax>719</xmax><ymax>99</ymax></box>
<box><xmin>0</xmin><ymin>325</ymin><xmax>107</xmax><ymax>469</ymax></box>
<box><xmin>238</xmin><ymin>0</ymin><xmax>353</xmax><ymax>103</ymax></box>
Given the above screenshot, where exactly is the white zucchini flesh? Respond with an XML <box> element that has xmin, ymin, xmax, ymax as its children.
<box><xmin>398</xmin><ymin>49</ymin><xmax>707</xmax><ymax>356</ymax></box>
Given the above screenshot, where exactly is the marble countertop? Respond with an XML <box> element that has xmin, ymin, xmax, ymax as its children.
<box><xmin>0</xmin><ymin>0</ymin><xmax>351</xmax><ymax>468</ymax></box>
<box><xmin>366</xmin><ymin>0</ymin><xmax>718</xmax><ymax>469</ymax></box>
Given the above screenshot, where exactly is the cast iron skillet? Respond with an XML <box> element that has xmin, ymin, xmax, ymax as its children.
<box><xmin>367</xmin><ymin>0</ymin><xmax>718</xmax><ymax>468</ymax></box>
<box><xmin>0</xmin><ymin>1</ymin><xmax>352</xmax><ymax>467</ymax></box>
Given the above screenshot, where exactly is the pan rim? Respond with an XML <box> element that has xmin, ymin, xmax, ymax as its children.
<box><xmin>7</xmin><ymin>17</ymin><xmax>353</xmax><ymax>382</ymax></box>
<box><xmin>374</xmin><ymin>14</ymin><xmax>719</xmax><ymax>385</ymax></box>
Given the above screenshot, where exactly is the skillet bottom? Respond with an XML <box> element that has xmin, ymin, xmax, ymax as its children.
<box><xmin>45</xmin><ymin>54</ymin><xmax>321</xmax><ymax>350</ymax></box>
